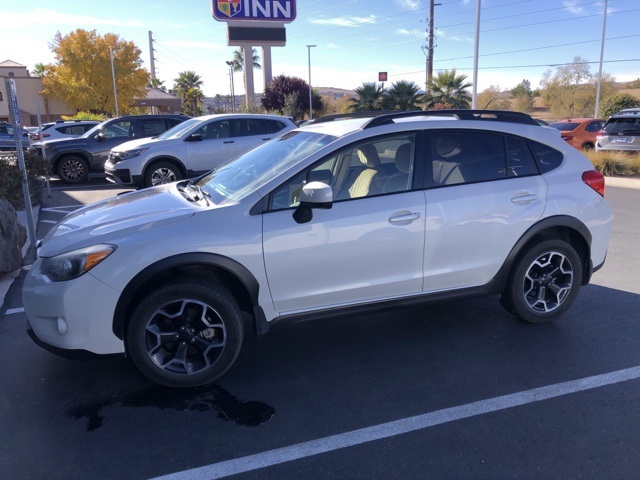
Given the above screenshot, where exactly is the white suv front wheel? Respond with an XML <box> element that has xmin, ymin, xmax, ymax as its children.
<box><xmin>126</xmin><ymin>279</ymin><xmax>244</xmax><ymax>387</ymax></box>
<box><xmin>145</xmin><ymin>161</ymin><xmax>182</xmax><ymax>188</ymax></box>
<box><xmin>501</xmin><ymin>239</ymin><xmax>583</xmax><ymax>324</ymax></box>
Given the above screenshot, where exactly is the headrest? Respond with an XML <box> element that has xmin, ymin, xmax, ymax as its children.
<box><xmin>436</xmin><ymin>137</ymin><xmax>461</xmax><ymax>158</ymax></box>
<box><xmin>394</xmin><ymin>144</ymin><xmax>412</xmax><ymax>173</ymax></box>
<box><xmin>356</xmin><ymin>144</ymin><xmax>381</xmax><ymax>168</ymax></box>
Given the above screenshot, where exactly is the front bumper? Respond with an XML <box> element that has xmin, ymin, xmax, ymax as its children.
<box><xmin>22</xmin><ymin>260</ymin><xmax>125</xmax><ymax>355</ymax></box>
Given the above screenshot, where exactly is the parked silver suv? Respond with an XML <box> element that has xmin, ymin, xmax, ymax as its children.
<box><xmin>24</xmin><ymin>110</ymin><xmax>613</xmax><ymax>388</ymax></box>
<box><xmin>106</xmin><ymin>114</ymin><xmax>296</xmax><ymax>188</ymax></box>
<box><xmin>595</xmin><ymin>108</ymin><xmax>640</xmax><ymax>153</ymax></box>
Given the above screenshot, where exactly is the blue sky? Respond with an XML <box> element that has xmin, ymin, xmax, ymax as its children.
<box><xmin>1</xmin><ymin>0</ymin><xmax>639</xmax><ymax>97</ymax></box>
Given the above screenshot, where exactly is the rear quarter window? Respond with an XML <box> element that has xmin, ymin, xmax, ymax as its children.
<box><xmin>527</xmin><ymin>140</ymin><xmax>563</xmax><ymax>173</ymax></box>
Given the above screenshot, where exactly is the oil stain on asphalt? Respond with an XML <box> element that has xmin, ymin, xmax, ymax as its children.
<box><xmin>67</xmin><ymin>384</ymin><xmax>275</xmax><ymax>431</ymax></box>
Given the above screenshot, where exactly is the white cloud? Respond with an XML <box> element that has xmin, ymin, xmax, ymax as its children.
<box><xmin>396</xmin><ymin>28</ymin><xmax>424</xmax><ymax>39</ymax></box>
<box><xmin>394</xmin><ymin>0</ymin><xmax>420</xmax><ymax>9</ymax></box>
<box><xmin>310</xmin><ymin>15</ymin><xmax>376</xmax><ymax>28</ymax></box>
<box><xmin>563</xmin><ymin>1</ymin><xmax>585</xmax><ymax>15</ymax></box>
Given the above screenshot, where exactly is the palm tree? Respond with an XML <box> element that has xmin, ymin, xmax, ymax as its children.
<box><xmin>348</xmin><ymin>82</ymin><xmax>386</xmax><ymax>111</ymax></box>
<box><xmin>32</xmin><ymin>62</ymin><xmax>51</xmax><ymax>121</ymax></box>
<box><xmin>231</xmin><ymin>48</ymin><xmax>262</xmax><ymax>73</ymax></box>
<box><xmin>382</xmin><ymin>80</ymin><xmax>424</xmax><ymax>111</ymax></box>
<box><xmin>150</xmin><ymin>78</ymin><xmax>167</xmax><ymax>92</ymax></box>
<box><xmin>425</xmin><ymin>69</ymin><xmax>472</xmax><ymax>109</ymax></box>
<box><xmin>174</xmin><ymin>71</ymin><xmax>204</xmax><ymax>116</ymax></box>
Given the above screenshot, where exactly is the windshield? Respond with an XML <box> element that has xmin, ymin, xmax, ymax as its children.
<box><xmin>157</xmin><ymin>118</ymin><xmax>202</xmax><ymax>140</ymax></box>
<box><xmin>196</xmin><ymin>130</ymin><xmax>335</xmax><ymax>204</ymax></box>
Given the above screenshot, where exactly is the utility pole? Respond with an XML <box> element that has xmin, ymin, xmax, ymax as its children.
<box><xmin>148</xmin><ymin>31</ymin><xmax>156</xmax><ymax>81</ymax></box>
<box><xmin>425</xmin><ymin>0</ymin><xmax>441</xmax><ymax>94</ymax></box>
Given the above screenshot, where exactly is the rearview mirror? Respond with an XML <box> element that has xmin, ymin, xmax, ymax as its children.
<box><xmin>293</xmin><ymin>182</ymin><xmax>333</xmax><ymax>224</ymax></box>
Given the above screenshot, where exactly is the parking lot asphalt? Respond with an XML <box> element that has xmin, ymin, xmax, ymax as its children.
<box><xmin>1</xmin><ymin>178</ymin><xmax>640</xmax><ymax>479</ymax></box>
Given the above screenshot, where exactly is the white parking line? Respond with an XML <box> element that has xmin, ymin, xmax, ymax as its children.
<box><xmin>150</xmin><ymin>365</ymin><xmax>640</xmax><ymax>480</ymax></box>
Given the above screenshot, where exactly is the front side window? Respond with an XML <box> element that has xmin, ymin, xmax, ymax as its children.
<box><xmin>102</xmin><ymin>121</ymin><xmax>132</xmax><ymax>139</ymax></box>
<box><xmin>269</xmin><ymin>134</ymin><xmax>416</xmax><ymax>210</ymax></box>
<box><xmin>196</xmin><ymin>120</ymin><xmax>232</xmax><ymax>140</ymax></box>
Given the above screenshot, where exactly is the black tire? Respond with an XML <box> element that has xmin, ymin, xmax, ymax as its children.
<box><xmin>126</xmin><ymin>279</ymin><xmax>244</xmax><ymax>387</ymax></box>
<box><xmin>144</xmin><ymin>161</ymin><xmax>182</xmax><ymax>188</ymax></box>
<box><xmin>57</xmin><ymin>156</ymin><xmax>89</xmax><ymax>183</ymax></box>
<box><xmin>501</xmin><ymin>239</ymin><xmax>583</xmax><ymax>324</ymax></box>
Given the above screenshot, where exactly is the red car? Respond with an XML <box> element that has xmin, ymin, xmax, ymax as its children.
<box><xmin>549</xmin><ymin>118</ymin><xmax>605</xmax><ymax>150</ymax></box>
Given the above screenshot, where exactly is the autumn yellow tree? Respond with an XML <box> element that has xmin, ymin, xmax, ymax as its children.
<box><xmin>42</xmin><ymin>29</ymin><xmax>149</xmax><ymax>116</ymax></box>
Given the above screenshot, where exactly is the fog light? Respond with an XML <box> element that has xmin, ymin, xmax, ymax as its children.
<box><xmin>57</xmin><ymin>317</ymin><xmax>68</xmax><ymax>335</ymax></box>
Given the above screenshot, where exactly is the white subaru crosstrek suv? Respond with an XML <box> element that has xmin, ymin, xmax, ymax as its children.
<box><xmin>23</xmin><ymin>110</ymin><xmax>613</xmax><ymax>388</ymax></box>
<box><xmin>105</xmin><ymin>113</ymin><xmax>296</xmax><ymax>188</ymax></box>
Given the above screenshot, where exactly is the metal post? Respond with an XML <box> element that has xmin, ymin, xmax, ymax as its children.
<box><xmin>5</xmin><ymin>78</ymin><xmax>37</xmax><ymax>253</ymax></box>
<box><xmin>471</xmin><ymin>0</ymin><xmax>481</xmax><ymax>109</ymax></box>
<box><xmin>226</xmin><ymin>61</ymin><xmax>236</xmax><ymax>113</ymax></box>
<box><xmin>110</xmin><ymin>46</ymin><xmax>119</xmax><ymax>116</ymax></box>
<box><xmin>34</xmin><ymin>99</ymin><xmax>50</xmax><ymax>197</ymax></box>
<box><xmin>306</xmin><ymin>45</ymin><xmax>316</xmax><ymax>120</ymax></box>
<box><xmin>595</xmin><ymin>0</ymin><xmax>608</xmax><ymax>118</ymax></box>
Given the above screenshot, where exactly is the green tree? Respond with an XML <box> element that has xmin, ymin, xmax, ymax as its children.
<box><xmin>150</xmin><ymin>78</ymin><xmax>166</xmax><ymax>92</ymax></box>
<box><xmin>42</xmin><ymin>29</ymin><xmax>149</xmax><ymax>116</ymax></box>
<box><xmin>599</xmin><ymin>93</ymin><xmax>640</xmax><ymax>118</ymax></box>
<box><xmin>31</xmin><ymin>63</ymin><xmax>47</xmax><ymax>77</ymax></box>
<box><xmin>348</xmin><ymin>82</ymin><xmax>385</xmax><ymax>111</ymax></box>
<box><xmin>424</xmin><ymin>69</ymin><xmax>472</xmax><ymax>109</ymax></box>
<box><xmin>510</xmin><ymin>79</ymin><xmax>535</xmax><ymax>112</ymax></box>
<box><xmin>230</xmin><ymin>48</ymin><xmax>262</xmax><ymax>73</ymax></box>
<box><xmin>540</xmin><ymin>56</ymin><xmax>616</xmax><ymax>118</ymax></box>
<box><xmin>174</xmin><ymin>71</ymin><xmax>204</xmax><ymax>116</ymax></box>
<box><xmin>382</xmin><ymin>80</ymin><xmax>423</xmax><ymax>111</ymax></box>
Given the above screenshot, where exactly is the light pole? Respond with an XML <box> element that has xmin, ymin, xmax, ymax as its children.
<box><xmin>306</xmin><ymin>45</ymin><xmax>316</xmax><ymax>120</ymax></box>
<box><xmin>226</xmin><ymin>61</ymin><xmax>236</xmax><ymax>113</ymax></box>
<box><xmin>109</xmin><ymin>46</ymin><xmax>119</xmax><ymax>116</ymax></box>
<box><xmin>595</xmin><ymin>0</ymin><xmax>608</xmax><ymax>118</ymax></box>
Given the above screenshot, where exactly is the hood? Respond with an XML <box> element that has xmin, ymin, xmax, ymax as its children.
<box><xmin>39</xmin><ymin>184</ymin><xmax>197</xmax><ymax>257</ymax></box>
<box><xmin>112</xmin><ymin>137</ymin><xmax>166</xmax><ymax>152</ymax></box>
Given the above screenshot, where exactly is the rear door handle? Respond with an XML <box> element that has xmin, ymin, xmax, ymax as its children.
<box><xmin>389</xmin><ymin>213</ymin><xmax>421</xmax><ymax>224</ymax></box>
<box><xmin>262</xmin><ymin>137</ymin><xmax>272</xmax><ymax>141</ymax></box>
<box><xmin>511</xmin><ymin>193</ymin><xmax>538</xmax><ymax>204</ymax></box>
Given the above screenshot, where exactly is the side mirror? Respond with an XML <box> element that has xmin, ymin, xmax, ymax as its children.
<box><xmin>187</xmin><ymin>133</ymin><xmax>204</xmax><ymax>142</ymax></box>
<box><xmin>293</xmin><ymin>181</ymin><xmax>333</xmax><ymax>224</ymax></box>
<box><xmin>95</xmin><ymin>131</ymin><xmax>106</xmax><ymax>142</ymax></box>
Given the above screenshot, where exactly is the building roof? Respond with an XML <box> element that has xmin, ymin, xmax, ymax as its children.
<box><xmin>0</xmin><ymin>60</ymin><xmax>27</xmax><ymax>68</ymax></box>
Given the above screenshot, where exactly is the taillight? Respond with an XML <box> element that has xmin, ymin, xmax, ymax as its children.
<box><xmin>33</xmin><ymin>134</ymin><xmax>40</xmax><ymax>140</ymax></box>
<box><xmin>562</xmin><ymin>135</ymin><xmax>574</xmax><ymax>142</ymax></box>
<box><xmin>582</xmin><ymin>170</ymin><xmax>605</xmax><ymax>197</ymax></box>
<box><xmin>596</xmin><ymin>129</ymin><xmax>605</xmax><ymax>138</ymax></box>
<box><xmin>43</xmin><ymin>133</ymin><xmax>50</xmax><ymax>138</ymax></box>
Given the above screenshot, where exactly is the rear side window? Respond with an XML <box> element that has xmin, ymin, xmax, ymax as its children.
<box><xmin>527</xmin><ymin>140</ymin><xmax>563</xmax><ymax>173</ymax></box>
<box><xmin>139</xmin><ymin>119</ymin><xmax>169</xmax><ymax>136</ymax></box>
<box><xmin>585</xmin><ymin>121</ymin><xmax>604</xmax><ymax>132</ymax></box>
<box><xmin>267</xmin><ymin>120</ymin><xmax>288</xmax><ymax>134</ymax></box>
<box><xmin>237</xmin><ymin>119</ymin><xmax>268</xmax><ymax>137</ymax></box>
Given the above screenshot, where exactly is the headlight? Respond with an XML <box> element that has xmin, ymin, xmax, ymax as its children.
<box><xmin>116</xmin><ymin>148</ymin><xmax>149</xmax><ymax>161</ymax></box>
<box><xmin>40</xmin><ymin>244</ymin><xmax>116</xmax><ymax>282</ymax></box>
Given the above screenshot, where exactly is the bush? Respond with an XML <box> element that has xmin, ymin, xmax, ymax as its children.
<box><xmin>599</xmin><ymin>94</ymin><xmax>640</xmax><ymax>118</ymax></box>
<box><xmin>0</xmin><ymin>150</ymin><xmax>51</xmax><ymax>208</ymax></box>
<box><xmin>584</xmin><ymin>150</ymin><xmax>640</xmax><ymax>176</ymax></box>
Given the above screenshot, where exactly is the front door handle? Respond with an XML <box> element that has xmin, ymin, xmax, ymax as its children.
<box><xmin>223</xmin><ymin>140</ymin><xmax>235</xmax><ymax>144</ymax></box>
<box><xmin>511</xmin><ymin>193</ymin><xmax>538</xmax><ymax>204</ymax></box>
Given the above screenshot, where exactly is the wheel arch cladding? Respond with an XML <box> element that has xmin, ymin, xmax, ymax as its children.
<box><xmin>495</xmin><ymin>215</ymin><xmax>593</xmax><ymax>288</ymax></box>
<box><xmin>112</xmin><ymin>253</ymin><xmax>265</xmax><ymax>341</ymax></box>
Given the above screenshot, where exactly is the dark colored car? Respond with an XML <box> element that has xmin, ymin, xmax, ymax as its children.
<box><xmin>549</xmin><ymin>118</ymin><xmax>605</xmax><ymax>151</ymax></box>
<box><xmin>35</xmin><ymin>114</ymin><xmax>190</xmax><ymax>183</ymax></box>
<box><xmin>0</xmin><ymin>122</ymin><xmax>29</xmax><ymax>151</ymax></box>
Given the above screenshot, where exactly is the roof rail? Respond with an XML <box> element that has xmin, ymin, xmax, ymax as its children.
<box><xmin>364</xmin><ymin>109</ymin><xmax>540</xmax><ymax>129</ymax></box>
<box><xmin>309</xmin><ymin>111</ymin><xmax>399</xmax><ymax>125</ymax></box>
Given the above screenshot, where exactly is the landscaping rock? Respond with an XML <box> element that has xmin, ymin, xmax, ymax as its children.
<box><xmin>0</xmin><ymin>198</ymin><xmax>25</xmax><ymax>274</ymax></box>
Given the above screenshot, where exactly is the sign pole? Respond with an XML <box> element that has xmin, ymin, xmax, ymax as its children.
<box><xmin>5</xmin><ymin>78</ymin><xmax>37</xmax><ymax>253</ymax></box>
<box><xmin>35</xmin><ymin>99</ymin><xmax>51</xmax><ymax>197</ymax></box>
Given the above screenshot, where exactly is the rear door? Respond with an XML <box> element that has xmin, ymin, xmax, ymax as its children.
<box><xmin>422</xmin><ymin>130</ymin><xmax>547</xmax><ymax>292</ymax></box>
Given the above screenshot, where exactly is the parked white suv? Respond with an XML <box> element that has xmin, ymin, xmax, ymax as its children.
<box><xmin>105</xmin><ymin>113</ymin><xmax>296</xmax><ymax>188</ymax></box>
<box><xmin>23</xmin><ymin>110</ymin><xmax>613</xmax><ymax>387</ymax></box>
